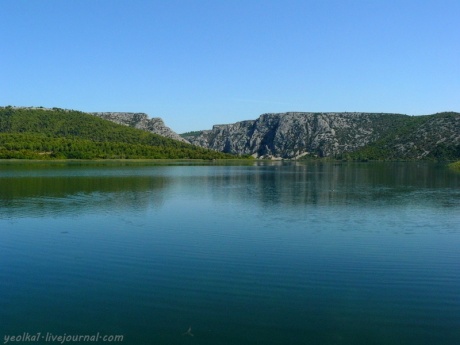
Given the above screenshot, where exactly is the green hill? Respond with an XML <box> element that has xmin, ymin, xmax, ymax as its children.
<box><xmin>0</xmin><ymin>107</ymin><xmax>238</xmax><ymax>159</ymax></box>
<box><xmin>342</xmin><ymin>112</ymin><xmax>460</xmax><ymax>161</ymax></box>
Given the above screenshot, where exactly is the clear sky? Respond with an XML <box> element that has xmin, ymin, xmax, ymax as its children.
<box><xmin>1</xmin><ymin>0</ymin><xmax>459</xmax><ymax>133</ymax></box>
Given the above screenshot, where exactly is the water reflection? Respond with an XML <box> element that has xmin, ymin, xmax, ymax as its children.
<box><xmin>1</xmin><ymin>162</ymin><xmax>459</xmax><ymax>344</ymax></box>
<box><xmin>187</xmin><ymin>162</ymin><xmax>460</xmax><ymax>208</ymax></box>
<box><xmin>0</xmin><ymin>175</ymin><xmax>170</xmax><ymax>218</ymax></box>
<box><xmin>1</xmin><ymin>162</ymin><xmax>459</xmax><ymax>219</ymax></box>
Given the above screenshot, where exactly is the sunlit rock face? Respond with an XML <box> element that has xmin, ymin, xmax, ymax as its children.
<box><xmin>91</xmin><ymin>112</ymin><xmax>188</xmax><ymax>143</ymax></box>
<box><xmin>183</xmin><ymin>112</ymin><xmax>405</xmax><ymax>158</ymax></box>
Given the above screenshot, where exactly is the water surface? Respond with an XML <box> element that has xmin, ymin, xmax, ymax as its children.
<box><xmin>1</xmin><ymin>162</ymin><xmax>459</xmax><ymax>344</ymax></box>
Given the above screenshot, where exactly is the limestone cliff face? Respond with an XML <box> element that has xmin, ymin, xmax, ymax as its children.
<box><xmin>183</xmin><ymin>112</ymin><xmax>408</xmax><ymax>158</ymax></box>
<box><xmin>91</xmin><ymin>112</ymin><xmax>188</xmax><ymax>143</ymax></box>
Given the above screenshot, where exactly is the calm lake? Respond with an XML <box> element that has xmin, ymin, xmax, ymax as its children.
<box><xmin>1</xmin><ymin>161</ymin><xmax>459</xmax><ymax>345</ymax></box>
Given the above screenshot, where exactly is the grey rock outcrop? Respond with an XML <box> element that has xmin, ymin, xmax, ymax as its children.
<box><xmin>182</xmin><ymin>112</ymin><xmax>408</xmax><ymax>158</ymax></box>
<box><xmin>91</xmin><ymin>112</ymin><xmax>188</xmax><ymax>143</ymax></box>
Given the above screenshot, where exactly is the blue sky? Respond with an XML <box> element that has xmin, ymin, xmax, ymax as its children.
<box><xmin>1</xmin><ymin>0</ymin><xmax>459</xmax><ymax>133</ymax></box>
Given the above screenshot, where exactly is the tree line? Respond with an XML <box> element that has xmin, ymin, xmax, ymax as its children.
<box><xmin>0</xmin><ymin>107</ymin><xmax>245</xmax><ymax>160</ymax></box>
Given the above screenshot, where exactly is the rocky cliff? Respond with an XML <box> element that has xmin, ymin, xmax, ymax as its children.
<box><xmin>182</xmin><ymin>112</ymin><xmax>406</xmax><ymax>158</ymax></box>
<box><xmin>91</xmin><ymin>112</ymin><xmax>188</xmax><ymax>143</ymax></box>
<box><xmin>182</xmin><ymin>112</ymin><xmax>460</xmax><ymax>160</ymax></box>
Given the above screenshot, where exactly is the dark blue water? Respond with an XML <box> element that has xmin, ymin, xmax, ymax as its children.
<box><xmin>1</xmin><ymin>162</ymin><xmax>459</xmax><ymax>344</ymax></box>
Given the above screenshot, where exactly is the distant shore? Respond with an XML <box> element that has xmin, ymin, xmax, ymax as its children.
<box><xmin>0</xmin><ymin>158</ymin><xmax>256</xmax><ymax>165</ymax></box>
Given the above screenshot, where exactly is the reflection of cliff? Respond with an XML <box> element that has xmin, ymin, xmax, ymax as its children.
<box><xmin>2</xmin><ymin>163</ymin><xmax>458</xmax><ymax>219</ymax></box>
<box><xmin>0</xmin><ymin>175</ymin><xmax>171</xmax><ymax>218</ymax></box>
<box><xmin>193</xmin><ymin>162</ymin><xmax>460</xmax><ymax>208</ymax></box>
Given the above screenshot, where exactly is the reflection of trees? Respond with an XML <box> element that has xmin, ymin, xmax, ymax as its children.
<box><xmin>0</xmin><ymin>175</ymin><xmax>170</xmax><ymax>218</ymax></box>
<box><xmin>1</xmin><ymin>162</ymin><xmax>458</xmax><ymax>218</ymax></box>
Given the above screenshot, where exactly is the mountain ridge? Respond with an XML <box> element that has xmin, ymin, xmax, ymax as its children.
<box><xmin>4</xmin><ymin>107</ymin><xmax>187</xmax><ymax>143</ymax></box>
<box><xmin>2</xmin><ymin>106</ymin><xmax>458</xmax><ymax>160</ymax></box>
<box><xmin>181</xmin><ymin>111</ymin><xmax>460</xmax><ymax>160</ymax></box>
<box><xmin>0</xmin><ymin>106</ymin><xmax>235</xmax><ymax>159</ymax></box>
<box><xmin>90</xmin><ymin>112</ymin><xmax>188</xmax><ymax>143</ymax></box>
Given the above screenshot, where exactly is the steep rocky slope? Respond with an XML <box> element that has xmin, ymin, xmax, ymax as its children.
<box><xmin>182</xmin><ymin>112</ymin><xmax>407</xmax><ymax>158</ymax></box>
<box><xmin>182</xmin><ymin>112</ymin><xmax>460</xmax><ymax>160</ymax></box>
<box><xmin>91</xmin><ymin>112</ymin><xmax>188</xmax><ymax>143</ymax></box>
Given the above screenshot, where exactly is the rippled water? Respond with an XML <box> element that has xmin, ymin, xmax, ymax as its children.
<box><xmin>1</xmin><ymin>161</ymin><xmax>459</xmax><ymax>344</ymax></box>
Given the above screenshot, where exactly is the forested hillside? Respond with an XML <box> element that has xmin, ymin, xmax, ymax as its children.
<box><xmin>342</xmin><ymin>112</ymin><xmax>460</xmax><ymax>161</ymax></box>
<box><xmin>0</xmin><ymin>107</ymin><xmax>236</xmax><ymax>159</ymax></box>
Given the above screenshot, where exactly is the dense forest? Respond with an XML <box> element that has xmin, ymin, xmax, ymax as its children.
<box><xmin>0</xmin><ymin>107</ymin><xmax>241</xmax><ymax>160</ymax></box>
